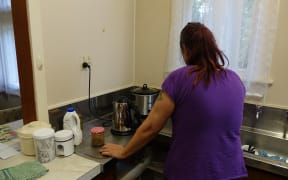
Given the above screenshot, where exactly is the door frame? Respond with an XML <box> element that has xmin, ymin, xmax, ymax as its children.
<box><xmin>11</xmin><ymin>0</ymin><xmax>37</xmax><ymax>124</ymax></box>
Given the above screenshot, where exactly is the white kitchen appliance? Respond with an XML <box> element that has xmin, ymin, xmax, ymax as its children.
<box><xmin>17</xmin><ymin>121</ymin><xmax>51</xmax><ymax>156</ymax></box>
<box><xmin>55</xmin><ymin>130</ymin><xmax>74</xmax><ymax>157</ymax></box>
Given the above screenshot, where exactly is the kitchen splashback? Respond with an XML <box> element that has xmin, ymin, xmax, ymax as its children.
<box><xmin>48</xmin><ymin>86</ymin><xmax>136</xmax><ymax>131</ymax></box>
<box><xmin>49</xmin><ymin>87</ymin><xmax>288</xmax><ymax>136</ymax></box>
<box><xmin>243</xmin><ymin>103</ymin><xmax>287</xmax><ymax>135</ymax></box>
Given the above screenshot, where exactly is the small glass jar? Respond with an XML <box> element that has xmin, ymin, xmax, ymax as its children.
<box><xmin>91</xmin><ymin>127</ymin><xmax>105</xmax><ymax>146</ymax></box>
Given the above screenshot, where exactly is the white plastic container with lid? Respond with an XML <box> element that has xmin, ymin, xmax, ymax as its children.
<box><xmin>63</xmin><ymin>107</ymin><xmax>83</xmax><ymax>145</ymax></box>
<box><xmin>17</xmin><ymin>121</ymin><xmax>51</xmax><ymax>155</ymax></box>
<box><xmin>33</xmin><ymin>128</ymin><xmax>55</xmax><ymax>163</ymax></box>
<box><xmin>55</xmin><ymin>130</ymin><xmax>74</xmax><ymax>157</ymax></box>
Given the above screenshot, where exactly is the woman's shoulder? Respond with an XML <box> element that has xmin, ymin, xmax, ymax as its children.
<box><xmin>224</xmin><ymin>68</ymin><xmax>236</xmax><ymax>74</ymax></box>
<box><xmin>224</xmin><ymin>68</ymin><xmax>245</xmax><ymax>91</ymax></box>
<box><xmin>169</xmin><ymin>66</ymin><xmax>191</xmax><ymax>76</ymax></box>
<box><xmin>164</xmin><ymin>66</ymin><xmax>190</xmax><ymax>85</ymax></box>
<box><xmin>224</xmin><ymin>68</ymin><xmax>242</xmax><ymax>79</ymax></box>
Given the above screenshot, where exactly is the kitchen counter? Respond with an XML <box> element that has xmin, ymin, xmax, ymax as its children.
<box><xmin>75</xmin><ymin>119</ymin><xmax>133</xmax><ymax>172</ymax></box>
<box><xmin>75</xmin><ymin>118</ymin><xmax>152</xmax><ymax>179</ymax></box>
<box><xmin>0</xmin><ymin>138</ymin><xmax>101</xmax><ymax>180</ymax></box>
<box><xmin>75</xmin><ymin>115</ymin><xmax>288</xmax><ymax>178</ymax></box>
<box><xmin>0</xmin><ymin>120</ymin><xmax>101</xmax><ymax>179</ymax></box>
<box><xmin>74</xmin><ymin>117</ymin><xmax>169</xmax><ymax>174</ymax></box>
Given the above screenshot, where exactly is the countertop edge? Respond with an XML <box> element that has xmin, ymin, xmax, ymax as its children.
<box><xmin>77</xmin><ymin>165</ymin><xmax>101</xmax><ymax>180</ymax></box>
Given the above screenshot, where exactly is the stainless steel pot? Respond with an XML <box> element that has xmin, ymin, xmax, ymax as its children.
<box><xmin>131</xmin><ymin>84</ymin><xmax>160</xmax><ymax>116</ymax></box>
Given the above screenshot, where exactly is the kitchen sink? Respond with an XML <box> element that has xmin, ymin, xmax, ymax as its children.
<box><xmin>240</xmin><ymin>125</ymin><xmax>288</xmax><ymax>177</ymax></box>
<box><xmin>240</xmin><ymin>103</ymin><xmax>288</xmax><ymax>176</ymax></box>
<box><xmin>241</xmin><ymin>125</ymin><xmax>288</xmax><ymax>156</ymax></box>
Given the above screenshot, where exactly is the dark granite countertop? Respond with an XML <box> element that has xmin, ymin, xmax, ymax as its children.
<box><xmin>76</xmin><ymin>117</ymin><xmax>288</xmax><ymax>177</ymax></box>
<box><xmin>75</xmin><ymin>118</ymin><xmax>133</xmax><ymax>172</ymax></box>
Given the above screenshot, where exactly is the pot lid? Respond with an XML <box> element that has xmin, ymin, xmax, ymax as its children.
<box><xmin>17</xmin><ymin>121</ymin><xmax>51</xmax><ymax>138</ymax></box>
<box><xmin>32</xmin><ymin>128</ymin><xmax>55</xmax><ymax>140</ymax></box>
<box><xmin>55</xmin><ymin>130</ymin><xmax>73</xmax><ymax>141</ymax></box>
<box><xmin>132</xmin><ymin>84</ymin><xmax>160</xmax><ymax>95</ymax></box>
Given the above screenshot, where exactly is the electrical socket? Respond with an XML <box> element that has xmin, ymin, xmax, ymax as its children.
<box><xmin>80</xmin><ymin>56</ymin><xmax>92</xmax><ymax>70</ymax></box>
<box><xmin>82</xmin><ymin>62</ymin><xmax>90</xmax><ymax>69</ymax></box>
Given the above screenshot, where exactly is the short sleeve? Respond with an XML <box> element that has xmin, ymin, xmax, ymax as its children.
<box><xmin>161</xmin><ymin>72</ymin><xmax>177</xmax><ymax>103</ymax></box>
<box><xmin>229</xmin><ymin>69</ymin><xmax>246</xmax><ymax>96</ymax></box>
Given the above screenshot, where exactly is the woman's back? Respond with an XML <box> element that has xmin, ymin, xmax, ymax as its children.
<box><xmin>162</xmin><ymin>66</ymin><xmax>247</xmax><ymax>180</ymax></box>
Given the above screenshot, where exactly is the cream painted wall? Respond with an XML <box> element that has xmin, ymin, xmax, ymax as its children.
<box><xmin>41</xmin><ymin>0</ymin><xmax>134</xmax><ymax>108</ymax></box>
<box><xmin>134</xmin><ymin>0</ymin><xmax>170</xmax><ymax>88</ymax></box>
<box><xmin>135</xmin><ymin>0</ymin><xmax>288</xmax><ymax>108</ymax></box>
<box><xmin>265</xmin><ymin>0</ymin><xmax>288</xmax><ymax>109</ymax></box>
<box><xmin>27</xmin><ymin>0</ymin><xmax>49</xmax><ymax>122</ymax></box>
<box><xmin>35</xmin><ymin>0</ymin><xmax>135</xmax><ymax>109</ymax></box>
<box><xmin>27</xmin><ymin>0</ymin><xmax>288</xmax><ymax>121</ymax></box>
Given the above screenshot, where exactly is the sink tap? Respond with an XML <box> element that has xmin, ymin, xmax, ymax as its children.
<box><xmin>255</xmin><ymin>105</ymin><xmax>263</xmax><ymax>120</ymax></box>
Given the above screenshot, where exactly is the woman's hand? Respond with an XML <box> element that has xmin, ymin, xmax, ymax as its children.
<box><xmin>99</xmin><ymin>143</ymin><xmax>126</xmax><ymax>159</ymax></box>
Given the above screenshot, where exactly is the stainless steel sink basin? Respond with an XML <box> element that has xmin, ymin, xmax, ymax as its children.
<box><xmin>240</xmin><ymin>125</ymin><xmax>288</xmax><ymax>177</ymax></box>
<box><xmin>241</xmin><ymin>125</ymin><xmax>288</xmax><ymax>156</ymax></box>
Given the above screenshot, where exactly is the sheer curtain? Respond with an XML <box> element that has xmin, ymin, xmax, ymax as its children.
<box><xmin>0</xmin><ymin>0</ymin><xmax>19</xmax><ymax>95</ymax></box>
<box><xmin>165</xmin><ymin>0</ymin><xmax>280</xmax><ymax>101</ymax></box>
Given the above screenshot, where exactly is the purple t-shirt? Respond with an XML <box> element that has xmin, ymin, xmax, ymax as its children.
<box><xmin>162</xmin><ymin>66</ymin><xmax>248</xmax><ymax>180</ymax></box>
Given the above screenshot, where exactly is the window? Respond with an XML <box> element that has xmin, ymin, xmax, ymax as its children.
<box><xmin>166</xmin><ymin>0</ymin><xmax>280</xmax><ymax>100</ymax></box>
<box><xmin>0</xmin><ymin>0</ymin><xmax>19</xmax><ymax>95</ymax></box>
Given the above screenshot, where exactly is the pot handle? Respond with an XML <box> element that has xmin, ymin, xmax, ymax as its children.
<box><xmin>142</xmin><ymin>84</ymin><xmax>148</xmax><ymax>90</ymax></box>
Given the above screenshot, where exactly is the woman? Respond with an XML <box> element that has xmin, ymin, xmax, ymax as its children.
<box><xmin>100</xmin><ymin>22</ymin><xmax>248</xmax><ymax>179</ymax></box>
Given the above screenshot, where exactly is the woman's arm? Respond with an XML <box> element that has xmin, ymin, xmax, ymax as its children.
<box><xmin>99</xmin><ymin>91</ymin><xmax>175</xmax><ymax>159</ymax></box>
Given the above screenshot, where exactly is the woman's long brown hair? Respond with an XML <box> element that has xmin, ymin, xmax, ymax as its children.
<box><xmin>180</xmin><ymin>22</ymin><xmax>228</xmax><ymax>88</ymax></box>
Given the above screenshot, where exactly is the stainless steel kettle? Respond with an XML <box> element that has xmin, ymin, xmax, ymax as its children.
<box><xmin>111</xmin><ymin>97</ymin><xmax>140</xmax><ymax>136</ymax></box>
